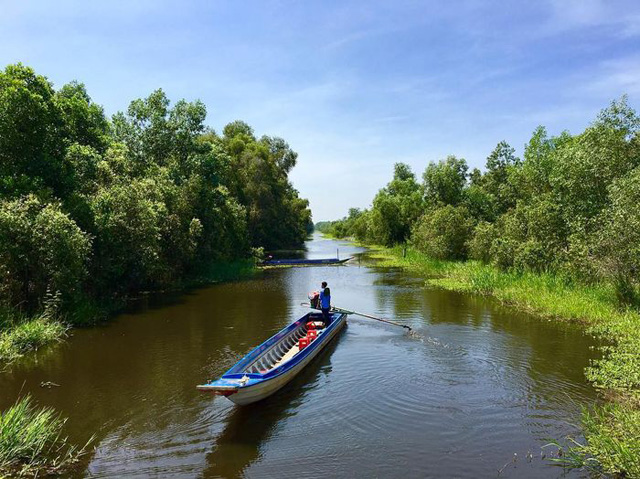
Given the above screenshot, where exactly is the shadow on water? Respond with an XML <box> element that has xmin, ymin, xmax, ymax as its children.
<box><xmin>201</xmin><ymin>332</ymin><xmax>345</xmax><ymax>479</ymax></box>
<box><xmin>0</xmin><ymin>234</ymin><xmax>600</xmax><ymax>478</ymax></box>
<box><xmin>0</xmin><ymin>272</ymin><xmax>297</xmax><ymax>477</ymax></box>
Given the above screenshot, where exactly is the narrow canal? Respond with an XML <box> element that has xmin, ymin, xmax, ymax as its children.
<box><xmin>0</xmin><ymin>234</ymin><xmax>597</xmax><ymax>478</ymax></box>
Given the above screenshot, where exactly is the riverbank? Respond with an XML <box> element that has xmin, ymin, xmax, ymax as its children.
<box><xmin>365</xmin><ymin>244</ymin><xmax>640</xmax><ymax>477</ymax></box>
<box><xmin>0</xmin><ymin>259</ymin><xmax>259</xmax><ymax>475</ymax></box>
<box><xmin>0</xmin><ymin>259</ymin><xmax>258</xmax><ymax>366</ymax></box>
<box><xmin>0</xmin><ymin>315</ymin><xmax>68</xmax><ymax>364</ymax></box>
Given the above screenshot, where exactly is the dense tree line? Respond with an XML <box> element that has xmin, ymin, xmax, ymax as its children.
<box><xmin>0</xmin><ymin>64</ymin><xmax>311</xmax><ymax>321</ymax></box>
<box><xmin>319</xmin><ymin>98</ymin><xmax>640</xmax><ymax>306</ymax></box>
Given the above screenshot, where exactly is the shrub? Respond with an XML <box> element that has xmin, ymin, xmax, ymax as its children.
<box><xmin>0</xmin><ymin>196</ymin><xmax>90</xmax><ymax>311</ymax></box>
<box><xmin>591</xmin><ymin>166</ymin><xmax>640</xmax><ymax>306</ymax></box>
<box><xmin>513</xmin><ymin>239</ymin><xmax>553</xmax><ymax>273</ymax></box>
<box><xmin>411</xmin><ymin>205</ymin><xmax>474</xmax><ymax>260</ymax></box>
<box><xmin>467</xmin><ymin>221</ymin><xmax>495</xmax><ymax>263</ymax></box>
<box><xmin>485</xmin><ymin>196</ymin><xmax>567</xmax><ymax>273</ymax></box>
<box><xmin>490</xmin><ymin>236</ymin><xmax>518</xmax><ymax>270</ymax></box>
<box><xmin>89</xmin><ymin>178</ymin><xmax>167</xmax><ymax>292</ymax></box>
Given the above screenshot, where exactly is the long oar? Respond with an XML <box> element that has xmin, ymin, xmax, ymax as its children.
<box><xmin>331</xmin><ymin>305</ymin><xmax>412</xmax><ymax>331</ymax></box>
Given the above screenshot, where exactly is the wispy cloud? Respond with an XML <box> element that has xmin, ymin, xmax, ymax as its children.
<box><xmin>324</xmin><ymin>27</ymin><xmax>389</xmax><ymax>50</ymax></box>
<box><xmin>543</xmin><ymin>0</ymin><xmax>640</xmax><ymax>36</ymax></box>
<box><xmin>583</xmin><ymin>56</ymin><xmax>640</xmax><ymax>97</ymax></box>
<box><xmin>619</xmin><ymin>14</ymin><xmax>640</xmax><ymax>38</ymax></box>
<box><xmin>546</xmin><ymin>0</ymin><xmax>606</xmax><ymax>27</ymax></box>
<box><xmin>2</xmin><ymin>0</ymin><xmax>639</xmax><ymax>220</ymax></box>
<box><xmin>371</xmin><ymin>115</ymin><xmax>411</xmax><ymax>124</ymax></box>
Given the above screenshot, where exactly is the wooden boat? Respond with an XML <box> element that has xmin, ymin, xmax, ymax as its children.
<box><xmin>260</xmin><ymin>257</ymin><xmax>352</xmax><ymax>266</ymax></box>
<box><xmin>197</xmin><ymin>311</ymin><xmax>348</xmax><ymax>405</ymax></box>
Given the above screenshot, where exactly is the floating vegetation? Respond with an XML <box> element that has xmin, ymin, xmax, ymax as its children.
<box><xmin>544</xmin><ymin>405</ymin><xmax>640</xmax><ymax>477</ymax></box>
<box><xmin>356</xmin><ymin>244</ymin><xmax>640</xmax><ymax>477</ymax></box>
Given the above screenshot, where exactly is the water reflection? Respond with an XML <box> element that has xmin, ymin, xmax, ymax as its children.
<box><xmin>0</xmin><ymin>235</ymin><xmax>598</xmax><ymax>478</ymax></box>
<box><xmin>202</xmin><ymin>337</ymin><xmax>342</xmax><ymax>478</ymax></box>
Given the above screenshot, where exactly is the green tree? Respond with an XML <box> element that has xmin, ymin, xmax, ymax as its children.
<box><xmin>219</xmin><ymin>123</ymin><xmax>311</xmax><ymax>248</ymax></box>
<box><xmin>54</xmin><ymin>81</ymin><xmax>110</xmax><ymax>153</ymax></box>
<box><xmin>0</xmin><ymin>196</ymin><xmax>90</xmax><ymax>311</ymax></box>
<box><xmin>483</xmin><ymin>141</ymin><xmax>520</xmax><ymax>215</ymax></box>
<box><xmin>422</xmin><ymin>155</ymin><xmax>468</xmax><ymax>206</ymax></box>
<box><xmin>411</xmin><ymin>205</ymin><xmax>474</xmax><ymax>260</ymax></box>
<box><xmin>89</xmin><ymin>178</ymin><xmax>167</xmax><ymax>292</ymax></box>
<box><xmin>592</xmin><ymin>166</ymin><xmax>640</xmax><ymax>305</ymax></box>
<box><xmin>467</xmin><ymin>221</ymin><xmax>496</xmax><ymax>263</ymax></box>
<box><xmin>487</xmin><ymin>194</ymin><xmax>567</xmax><ymax>272</ymax></box>
<box><xmin>551</xmin><ymin>98</ymin><xmax>640</xmax><ymax>232</ymax></box>
<box><xmin>0</xmin><ymin>64</ymin><xmax>65</xmax><ymax>197</ymax></box>
<box><xmin>368</xmin><ymin>163</ymin><xmax>423</xmax><ymax>245</ymax></box>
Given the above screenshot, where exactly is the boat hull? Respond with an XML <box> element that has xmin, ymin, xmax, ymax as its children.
<box><xmin>198</xmin><ymin>312</ymin><xmax>347</xmax><ymax>405</ymax></box>
<box><xmin>228</xmin><ymin>317</ymin><xmax>346</xmax><ymax>405</ymax></box>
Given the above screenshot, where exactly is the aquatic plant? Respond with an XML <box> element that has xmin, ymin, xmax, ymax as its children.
<box><xmin>0</xmin><ymin>315</ymin><xmax>67</xmax><ymax>363</ymax></box>
<box><xmin>364</xmin><ymin>244</ymin><xmax>640</xmax><ymax>477</ymax></box>
<box><xmin>0</xmin><ymin>395</ymin><xmax>90</xmax><ymax>476</ymax></box>
<box><xmin>548</xmin><ymin>405</ymin><xmax>640</xmax><ymax>477</ymax></box>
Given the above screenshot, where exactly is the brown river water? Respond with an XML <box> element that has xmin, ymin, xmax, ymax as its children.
<box><xmin>0</xmin><ymin>234</ymin><xmax>598</xmax><ymax>478</ymax></box>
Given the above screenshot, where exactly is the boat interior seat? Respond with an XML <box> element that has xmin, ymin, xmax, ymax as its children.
<box><xmin>245</xmin><ymin>317</ymin><xmax>335</xmax><ymax>373</ymax></box>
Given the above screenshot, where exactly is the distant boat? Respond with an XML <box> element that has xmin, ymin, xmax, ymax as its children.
<box><xmin>197</xmin><ymin>311</ymin><xmax>348</xmax><ymax>405</ymax></box>
<box><xmin>260</xmin><ymin>257</ymin><xmax>352</xmax><ymax>266</ymax></box>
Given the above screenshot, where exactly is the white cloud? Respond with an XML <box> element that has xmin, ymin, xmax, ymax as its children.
<box><xmin>547</xmin><ymin>0</ymin><xmax>606</xmax><ymax>27</ymax></box>
<box><xmin>544</xmin><ymin>0</ymin><xmax>640</xmax><ymax>36</ymax></box>
<box><xmin>577</xmin><ymin>56</ymin><xmax>640</xmax><ymax>98</ymax></box>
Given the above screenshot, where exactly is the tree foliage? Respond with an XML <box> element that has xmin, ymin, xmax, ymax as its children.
<box><xmin>412</xmin><ymin>205</ymin><xmax>474</xmax><ymax>260</ymax></box>
<box><xmin>321</xmin><ymin>96</ymin><xmax>640</xmax><ymax>307</ymax></box>
<box><xmin>593</xmin><ymin>167</ymin><xmax>640</xmax><ymax>304</ymax></box>
<box><xmin>0</xmin><ymin>64</ymin><xmax>311</xmax><ymax>317</ymax></box>
<box><xmin>217</xmin><ymin>122</ymin><xmax>311</xmax><ymax>249</ymax></box>
<box><xmin>325</xmin><ymin>163</ymin><xmax>422</xmax><ymax>246</ymax></box>
<box><xmin>423</xmin><ymin>155</ymin><xmax>468</xmax><ymax>206</ymax></box>
<box><xmin>0</xmin><ymin>196</ymin><xmax>90</xmax><ymax>311</ymax></box>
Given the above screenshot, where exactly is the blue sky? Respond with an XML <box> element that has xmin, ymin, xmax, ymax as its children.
<box><xmin>1</xmin><ymin>0</ymin><xmax>639</xmax><ymax>221</ymax></box>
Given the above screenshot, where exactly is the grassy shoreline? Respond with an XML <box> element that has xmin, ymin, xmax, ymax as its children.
<box><xmin>364</xmin><ymin>243</ymin><xmax>640</xmax><ymax>476</ymax></box>
<box><xmin>0</xmin><ymin>259</ymin><xmax>258</xmax><ymax>366</ymax></box>
<box><xmin>0</xmin><ymin>315</ymin><xmax>68</xmax><ymax>365</ymax></box>
<box><xmin>0</xmin><ymin>259</ymin><xmax>259</xmax><ymax>475</ymax></box>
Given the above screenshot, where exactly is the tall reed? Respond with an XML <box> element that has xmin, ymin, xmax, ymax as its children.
<box><xmin>0</xmin><ymin>395</ymin><xmax>91</xmax><ymax>476</ymax></box>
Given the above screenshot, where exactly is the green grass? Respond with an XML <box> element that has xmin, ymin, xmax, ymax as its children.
<box><xmin>0</xmin><ymin>314</ymin><xmax>67</xmax><ymax>364</ymax></box>
<box><xmin>0</xmin><ymin>395</ymin><xmax>90</xmax><ymax>477</ymax></box>
<box><xmin>366</xmin><ymin>244</ymin><xmax>640</xmax><ymax>477</ymax></box>
<box><xmin>0</xmin><ymin>260</ymin><xmax>257</xmax><ymax>366</ymax></box>
<box><xmin>577</xmin><ymin>404</ymin><xmax>640</xmax><ymax>477</ymax></box>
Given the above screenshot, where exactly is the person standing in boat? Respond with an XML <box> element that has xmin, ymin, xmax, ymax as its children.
<box><xmin>320</xmin><ymin>281</ymin><xmax>331</xmax><ymax>326</ymax></box>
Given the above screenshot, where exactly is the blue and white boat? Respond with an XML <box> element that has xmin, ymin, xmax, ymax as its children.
<box><xmin>197</xmin><ymin>311</ymin><xmax>348</xmax><ymax>405</ymax></box>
